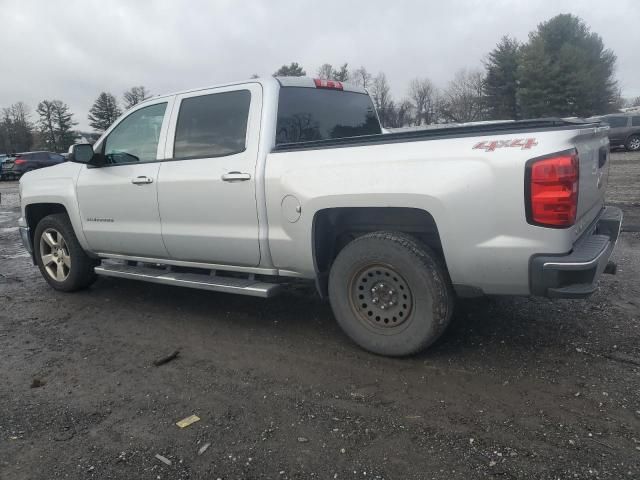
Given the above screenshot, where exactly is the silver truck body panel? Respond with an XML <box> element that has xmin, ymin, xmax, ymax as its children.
<box><xmin>19</xmin><ymin>77</ymin><xmax>612</xmax><ymax>297</ymax></box>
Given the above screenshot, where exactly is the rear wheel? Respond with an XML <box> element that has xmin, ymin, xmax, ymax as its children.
<box><xmin>34</xmin><ymin>213</ymin><xmax>97</xmax><ymax>291</ymax></box>
<box><xmin>626</xmin><ymin>135</ymin><xmax>640</xmax><ymax>152</ymax></box>
<box><xmin>328</xmin><ymin>231</ymin><xmax>453</xmax><ymax>356</ymax></box>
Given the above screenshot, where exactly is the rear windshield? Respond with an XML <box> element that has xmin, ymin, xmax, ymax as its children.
<box><xmin>276</xmin><ymin>87</ymin><xmax>381</xmax><ymax>145</ymax></box>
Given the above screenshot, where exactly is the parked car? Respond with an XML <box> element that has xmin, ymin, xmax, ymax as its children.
<box><xmin>0</xmin><ymin>154</ymin><xmax>15</xmax><ymax>180</ymax></box>
<box><xmin>592</xmin><ymin>114</ymin><xmax>640</xmax><ymax>151</ymax></box>
<box><xmin>1</xmin><ymin>151</ymin><xmax>66</xmax><ymax>180</ymax></box>
<box><xmin>17</xmin><ymin>76</ymin><xmax>622</xmax><ymax>356</ymax></box>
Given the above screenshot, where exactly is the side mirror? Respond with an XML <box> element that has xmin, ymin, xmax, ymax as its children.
<box><xmin>68</xmin><ymin>143</ymin><xmax>94</xmax><ymax>164</ymax></box>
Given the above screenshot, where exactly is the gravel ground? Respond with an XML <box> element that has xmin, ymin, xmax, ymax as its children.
<box><xmin>0</xmin><ymin>152</ymin><xmax>639</xmax><ymax>480</ymax></box>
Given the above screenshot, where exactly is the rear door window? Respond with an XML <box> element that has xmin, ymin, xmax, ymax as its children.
<box><xmin>173</xmin><ymin>90</ymin><xmax>251</xmax><ymax>160</ymax></box>
<box><xmin>632</xmin><ymin>116</ymin><xmax>640</xmax><ymax>127</ymax></box>
<box><xmin>604</xmin><ymin>116</ymin><xmax>628</xmax><ymax>128</ymax></box>
<box><xmin>276</xmin><ymin>87</ymin><xmax>381</xmax><ymax>144</ymax></box>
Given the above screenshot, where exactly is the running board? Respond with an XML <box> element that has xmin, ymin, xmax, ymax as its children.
<box><xmin>94</xmin><ymin>264</ymin><xmax>282</xmax><ymax>298</ymax></box>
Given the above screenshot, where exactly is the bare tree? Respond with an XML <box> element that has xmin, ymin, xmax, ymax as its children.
<box><xmin>370</xmin><ymin>73</ymin><xmax>393</xmax><ymax>125</ymax></box>
<box><xmin>351</xmin><ymin>66</ymin><xmax>372</xmax><ymax>89</ymax></box>
<box><xmin>317</xmin><ymin>63</ymin><xmax>350</xmax><ymax>82</ymax></box>
<box><xmin>439</xmin><ymin>69</ymin><xmax>487</xmax><ymax>123</ymax></box>
<box><xmin>1</xmin><ymin>102</ymin><xmax>33</xmax><ymax>152</ymax></box>
<box><xmin>408</xmin><ymin>78</ymin><xmax>439</xmax><ymax>126</ymax></box>
<box><xmin>123</xmin><ymin>86</ymin><xmax>151</xmax><ymax>110</ymax></box>
<box><xmin>316</xmin><ymin>63</ymin><xmax>334</xmax><ymax>80</ymax></box>
<box><xmin>385</xmin><ymin>100</ymin><xmax>414</xmax><ymax>128</ymax></box>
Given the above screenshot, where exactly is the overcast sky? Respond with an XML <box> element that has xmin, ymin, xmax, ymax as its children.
<box><xmin>1</xmin><ymin>0</ymin><xmax>639</xmax><ymax>130</ymax></box>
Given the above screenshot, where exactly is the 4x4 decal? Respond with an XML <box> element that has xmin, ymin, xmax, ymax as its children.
<box><xmin>473</xmin><ymin>138</ymin><xmax>538</xmax><ymax>152</ymax></box>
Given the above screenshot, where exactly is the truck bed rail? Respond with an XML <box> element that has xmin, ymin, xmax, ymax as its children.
<box><xmin>272</xmin><ymin>118</ymin><xmax>601</xmax><ymax>152</ymax></box>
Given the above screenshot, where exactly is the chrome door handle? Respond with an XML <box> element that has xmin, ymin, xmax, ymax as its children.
<box><xmin>221</xmin><ymin>171</ymin><xmax>251</xmax><ymax>182</ymax></box>
<box><xmin>131</xmin><ymin>176</ymin><xmax>153</xmax><ymax>185</ymax></box>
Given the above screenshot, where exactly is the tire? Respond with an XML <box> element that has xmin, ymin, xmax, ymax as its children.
<box><xmin>34</xmin><ymin>213</ymin><xmax>98</xmax><ymax>292</ymax></box>
<box><xmin>626</xmin><ymin>135</ymin><xmax>640</xmax><ymax>152</ymax></box>
<box><xmin>328</xmin><ymin>231</ymin><xmax>454</xmax><ymax>356</ymax></box>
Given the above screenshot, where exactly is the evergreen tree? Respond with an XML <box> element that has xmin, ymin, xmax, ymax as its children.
<box><xmin>517</xmin><ymin>14</ymin><xmax>617</xmax><ymax>118</ymax></box>
<box><xmin>273</xmin><ymin>62</ymin><xmax>306</xmax><ymax>77</ymax></box>
<box><xmin>88</xmin><ymin>92</ymin><xmax>121</xmax><ymax>132</ymax></box>
<box><xmin>36</xmin><ymin>100</ymin><xmax>58</xmax><ymax>151</ymax></box>
<box><xmin>333</xmin><ymin>63</ymin><xmax>349</xmax><ymax>82</ymax></box>
<box><xmin>484</xmin><ymin>36</ymin><xmax>520</xmax><ymax>119</ymax></box>
<box><xmin>52</xmin><ymin>101</ymin><xmax>77</xmax><ymax>151</ymax></box>
<box><xmin>123</xmin><ymin>86</ymin><xmax>151</xmax><ymax>110</ymax></box>
<box><xmin>36</xmin><ymin>100</ymin><xmax>77</xmax><ymax>152</ymax></box>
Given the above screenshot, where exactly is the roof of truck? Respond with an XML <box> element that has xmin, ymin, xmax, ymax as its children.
<box><xmin>136</xmin><ymin>76</ymin><xmax>367</xmax><ymax>107</ymax></box>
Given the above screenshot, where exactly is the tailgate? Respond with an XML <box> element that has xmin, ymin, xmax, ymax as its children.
<box><xmin>574</xmin><ymin>127</ymin><xmax>609</xmax><ymax>227</ymax></box>
<box><xmin>1</xmin><ymin>159</ymin><xmax>14</xmax><ymax>171</ymax></box>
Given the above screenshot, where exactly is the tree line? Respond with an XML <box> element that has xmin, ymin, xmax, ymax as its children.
<box><xmin>2</xmin><ymin>14</ymin><xmax>638</xmax><ymax>154</ymax></box>
<box><xmin>273</xmin><ymin>15</ymin><xmax>636</xmax><ymax>128</ymax></box>
<box><xmin>0</xmin><ymin>86</ymin><xmax>151</xmax><ymax>154</ymax></box>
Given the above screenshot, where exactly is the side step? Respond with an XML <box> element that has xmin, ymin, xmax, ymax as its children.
<box><xmin>94</xmin><ymin>264</ymin><xmax>283</xmax><ymax>298</ymax></box>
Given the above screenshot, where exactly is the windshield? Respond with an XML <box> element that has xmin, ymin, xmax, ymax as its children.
<box><xmin>276</xmin><ymin>87</ymin><xmax>381</xmax><ymax>145</ymax></box>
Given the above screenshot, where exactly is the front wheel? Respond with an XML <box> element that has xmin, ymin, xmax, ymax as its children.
<box><xmin>626</xmin><ymin>135</ymin><xmax>640</xmax><ymax>152</ymax></box>
<box><xmin>328</xmin><ymin>231</ymin><xmax>454</xmax><ymax>356</ymax></box>
<box><xmin>34</xmin><ymin>213</ymin><xmax>97</xmax><ymax>292</ymax></box>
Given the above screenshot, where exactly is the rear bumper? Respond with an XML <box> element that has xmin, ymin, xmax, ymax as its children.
<box><xmin>529</xmin><ymin>206</ymin><xmax>623</xmax><ymax>298</ymax></box>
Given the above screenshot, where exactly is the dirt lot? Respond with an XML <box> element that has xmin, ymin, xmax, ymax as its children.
<box><xmin>0</xmin><ymin>152</ymin><xmax>639</xmax><ymax>480</ymax></box>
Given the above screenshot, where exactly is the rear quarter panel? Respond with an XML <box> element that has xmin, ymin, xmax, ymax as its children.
<box><xmin>265</xmin><ymin>126</ymin><xmax>607</xmax><ymax>295</ymax></box>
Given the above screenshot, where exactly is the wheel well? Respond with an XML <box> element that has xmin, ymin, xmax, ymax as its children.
<box><xmin>25</xmin><ymin>203</ymin><xmax>68</xmax><ymax>256</ymax></box>
<box><xmin>312</xmin><ymin>207</ymin><xmax>445</xmax><ymax>296</ymax></box>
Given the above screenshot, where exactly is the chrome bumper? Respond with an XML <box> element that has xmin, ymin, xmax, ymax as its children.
<box><xmin>529</xmin><ymin>206</ymin><xmax>623</xmax><ymax>298</ymax></box>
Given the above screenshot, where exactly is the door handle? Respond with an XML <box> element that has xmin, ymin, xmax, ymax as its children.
<box><xmin>131</xmin><ymin>176</ymin><xmax>153</xmax><ymax>185</ymax></box>
<box><xmin>221</xmin><ymin>171</ymin><xmax>251</xmax><ymax>182</ymax></box>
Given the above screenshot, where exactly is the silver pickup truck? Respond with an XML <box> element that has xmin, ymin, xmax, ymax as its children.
<box><xmin>18</xmin><ymin>76</ymin><xmax>622</xmax><ymax>356</ymax></box>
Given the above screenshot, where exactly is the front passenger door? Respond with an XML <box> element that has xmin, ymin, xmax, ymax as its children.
<box><xmin>76</xmin><ymin>99</ymin><xmax>173</xmax><ymax>258</ymax></box>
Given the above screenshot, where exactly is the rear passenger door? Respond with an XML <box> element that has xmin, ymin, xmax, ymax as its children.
<box><xmin>605</xmin><ymin>116</ymin><xmax>629</xmax><ymax>145</ymax></box>
<box><xmin>158</xmin><ymin>83</ymin><xmax>262</xmax><ymax>266</ymax></box>
<box><xmin>34</xmin><ymin>152</ymin><xmax>48</xmax><ymax>168</ymax></box>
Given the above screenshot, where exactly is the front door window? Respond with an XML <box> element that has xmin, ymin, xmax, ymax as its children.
<box><xmin>104</xmin><ymin>103</ymin><xmax>167</xmax><ymax>164</ymax></box>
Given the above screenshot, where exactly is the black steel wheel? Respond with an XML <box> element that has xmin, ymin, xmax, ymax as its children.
<box><xmin>329</xmin><ymin>231</ymin><xmax>453</xmax><ymax>356</ymax></box>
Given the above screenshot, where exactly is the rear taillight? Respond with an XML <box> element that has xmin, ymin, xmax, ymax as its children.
<box><xmin>14</xmin><ymin>158</ymin><xmax>26</xmax><ymax>165</ymax></box>
<box><xmin>313</xmin><ymin>78</ymin><xmax>343</xmax><ymax>90</ymax></box>
<box><xmin>526</xmin><ymin>150</ymin><xmax>579</xmax><ymax>228</ymax></box>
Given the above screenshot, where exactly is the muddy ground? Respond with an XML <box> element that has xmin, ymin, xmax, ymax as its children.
<box><xmin>0</xmin><ymin>152</ymin><xmax>639</xmax><ymax>480</ymax></box>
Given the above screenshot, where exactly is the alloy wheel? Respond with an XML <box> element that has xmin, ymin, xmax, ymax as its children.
<box><xmin>39</xmin><ymin>228</ymin><xmax>71</xmax><ymax>282</ymax></box>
